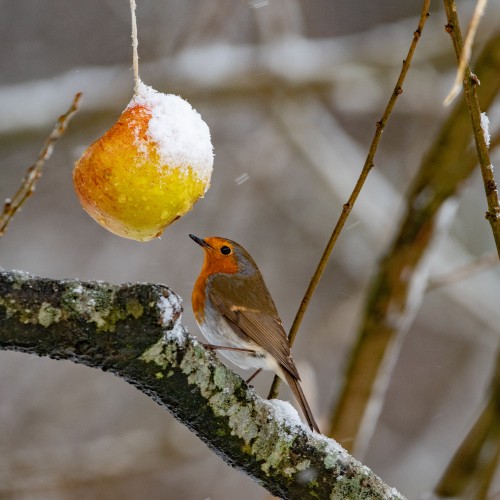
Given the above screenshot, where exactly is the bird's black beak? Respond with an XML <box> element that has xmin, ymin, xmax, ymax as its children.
<box><xmin>189</xmin><ymin>234</ymin><xmax>212</xmax><ymax>249</ymax></box>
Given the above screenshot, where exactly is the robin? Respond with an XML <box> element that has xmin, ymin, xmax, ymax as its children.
<box><xmin>190</xmin><ymin>234</ymin><xmax>320</xmax><ymax>433</ymax></box>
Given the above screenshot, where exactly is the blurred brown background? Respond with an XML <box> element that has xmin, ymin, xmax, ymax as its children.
<box><xmin>1</xmin><ymin>1</ymin><xmax>499</xmax><ymax>498</ymax></box>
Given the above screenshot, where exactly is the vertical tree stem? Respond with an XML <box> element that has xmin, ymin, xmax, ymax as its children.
<box><xmin>443</xmin><ymin>0</ymin><xmax>500</xmax><ymax>257</ymax></box>
<box><xmin>268</xmin><ymin>0</ymin><xmax>431</xmax><ymax>401</ymax></box>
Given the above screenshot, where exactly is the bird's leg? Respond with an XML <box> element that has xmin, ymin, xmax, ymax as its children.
<box><xmin>200</xmin><ymin>343</ymin><xmax>262</xmax><ymax>383</ymax></box>
<box><xmin>245</xmin><ymin>368</ymin><xmax>262</xmax><ymax>384</ymax></box>
<box><xmin>200</xmin><ymin>342</ymin><xmax>256</xmax><ymax>354</ymax></box>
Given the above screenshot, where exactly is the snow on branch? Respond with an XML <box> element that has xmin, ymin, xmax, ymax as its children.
<box><xmin>0</xmin><ymin>268</ymin><xmax>404</xmax><ymax>500</ymax></box>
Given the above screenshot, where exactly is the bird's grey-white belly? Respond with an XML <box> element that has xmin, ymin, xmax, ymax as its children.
<box><xmin>197</xmin><ymin>313</ymin><xmax>274</xmax><ymax>371</ymax></box>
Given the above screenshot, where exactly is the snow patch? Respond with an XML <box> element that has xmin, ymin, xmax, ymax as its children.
<box><xmin>165</xmin><ymin>321</ymin><xmax>187</xmax><ymax>344</ymax></box>
<box><xmin>314</xmin><ymin>432</ymin><xmax>352</xmax><ymax>466</ymax></box>
<box><xmin>130</xmin><ymin>81</ymin><xmax>213</xmax><ymax>185</ymax></box>
<box><xmin>10</xmin><ymin>269</ymin><xmax>34</xmax><ymax>279</ymax></box>
<box><xmin>157</xmin><ymin>293</ymin><xmax>182</xmax><ymax>327</ymax></box>
<box><xmin>480</xmin><ymin>112</ymin><xmax>491</xmax><ymax>147</ymax></box>
<box><xmin>266</xmin><ymin>399</ymin><xmax>308</xmax><ymax>432</ymax></box>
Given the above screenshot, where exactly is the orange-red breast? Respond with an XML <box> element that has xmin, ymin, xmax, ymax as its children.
<box><xmin>190</xmin><ymin>234</ymin><xmax>320</xmax><ymax>433</ymax></box>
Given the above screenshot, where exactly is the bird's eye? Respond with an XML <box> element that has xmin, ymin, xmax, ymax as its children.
<box><xmin>220</xmin><ymin>246</ymin><xmax>231</xmax><ymax>255</ymax></box>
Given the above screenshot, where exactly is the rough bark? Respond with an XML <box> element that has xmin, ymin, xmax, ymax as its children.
<box><xmin>0</xmin><ymin>268</ymin><xmax>404</xmax><ymax>500</ymax></box>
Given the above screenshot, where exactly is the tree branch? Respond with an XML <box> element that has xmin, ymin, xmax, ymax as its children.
<box><xmin>0</xmin><ymin>93</ymin><xmax>82</xmax><ymax>237</ymax></box>
<box><xmin>0</xmin><ymin>268</ymin><xmax>404</xmax><ymax>500</ymax></box>
<box><xmin>443</xmin><ymin>0</ymin><xmax>500</xmax><ymax>257</ymax></box>
<box><xmin>328</xmin><ymin>31</ymin><xmax>500</xmax><ymax>456</ymax></box>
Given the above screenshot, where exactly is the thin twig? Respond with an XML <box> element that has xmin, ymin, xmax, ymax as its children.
<box><xmin>443</xmin><ymin>0</ymin><xmax>488</xmax><ymax>105</ymax></box>
<box><xmin>268</xmin><ymin>0</ymin><xmax>432</xmax><ymax>400</ymax></box>
<box><xmin>444</xmin><ymin>0</ymin><xmax>500</xmax><ymax>258</ymax></box>
<box><xmin>0</xmin><ymin>93</ymin><xmax>82</xmax><ymax>238</ymax></box>
<box><xmin>130</xmin><ymin>0</ymin><xmax>140</xmax><ymax>92</ymax></box>
<box><xmin>427</xmin><ymin>252</ymin><xmax>499</xmax><ymax>290</ymax></box>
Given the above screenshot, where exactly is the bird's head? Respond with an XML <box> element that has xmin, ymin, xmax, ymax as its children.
<box><xmin>189</xmin><ymin>234</ymin><xmax>258</xmax><ymax>276</ymax></box>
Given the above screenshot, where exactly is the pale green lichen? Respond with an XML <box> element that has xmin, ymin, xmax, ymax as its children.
<box><xmin>307</xmin><ymin>482</ymin><xmax>320</xmax><ymax>498</ymax></box>
<box><xmin>324</xmin><ymin>453</ymin><xmax>338</xmax><ymax>470</ymax></box>
<box><xmin>182</xmin><ymin>346</ymin><xmax>215</xmax><ymax>397</ymax></box>
<box><xmin>284</xmin><ymin>459</ymin><xmax>311</xmax><ymax>477</ymax></box>
<box><xmin>227</xmin><ymin>405</ymin><xmax>260</xmax><ymax>442</ymax></box>
<box><xmin>138</xmin><ymin>335</ymin><xmax>321</xmax><ymax>481</ymax></box>
<box><xmin>209</xmin><ymin>392</ymin><xmax>232</xmax><ymax>415</ymax></box>
<box><xmin>61</xmin><ymin>284</ymin><xmax>145</xmax><ymax>332</ymax></box>
<box><xmin>213</xmin><ymin>365</ymin><xmax>236</xmax><ymax>392</ymax></box>
<box><xmin>61</xmin><ymin>285</ymin><xmax>114</xmax><ymax>329</ymax></box>
<box><xmin>258</xmin><ymin>431</ymin><xmax>297</xmax><ymax>474</ymax></box>
<box><xmin>0</xmin><ymin>297</ymin><xmax>40</xmax><ymax>325</ymax></box>
<box><xmin>178</xmin><ymin>344</ymin><xmax>307</xmax><ymax>478</ymax></box>
<box><xmin>0</xmin><ymin>297</ymin><xmax>15</xmax><ymax>319</ymax></box>
<box><xmin>140</xmin><ymin>338</ymin><xmax>172</xmax><ymax>369</ymax></box>
<box><xmin>0</xmin><ymin>277</ymin><xmax>145</xmax><ymax>333</ymax></box>
<box><xmin>155</xmin><ymin>372</ymin><xmax>164</xmax><ymax>379</ymax></box>
<box><xmin>126</xmin><ymin>299</ymin><xmax>144</xmax><ymax>319</ymax></box>
<box><xmin>38</xmin><ymin>302</ymin><xmax>62</xmax><ymax>328</ymax></box>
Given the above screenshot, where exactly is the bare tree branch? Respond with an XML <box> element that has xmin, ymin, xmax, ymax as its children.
<box><xmin>443</xmin><ymin>0</ymin><xmax>500</xmax><ymax>256</ymax></box>
<box><xmin>0</xmin><ymin>268</ymin><xmax>405</xmax><ymax>500</ymax></box>
<box><xmin>268</xmin><ymin>0</ymin><xmax>432</xmax><ymax>401</ymax></box>
<box><xmin>0</xmin><ymin>93</ymin><xmax>82</xmax><ymax>237</ymax></box>
<box><xmin>328</xmin><ymin>31</ymin><xmax>500</xmax><ymax>456</ymax></box>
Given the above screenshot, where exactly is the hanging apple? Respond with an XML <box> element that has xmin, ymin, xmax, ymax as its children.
<box><xmin>73</xmin><ymin>81</ymin><xmax>213</xmax><ymax>241</ymax></box>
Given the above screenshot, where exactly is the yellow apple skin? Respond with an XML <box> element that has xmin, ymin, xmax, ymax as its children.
<box><xmin>73</xmin><ymin>104</ymin><xmax>209</xmax><ymax>241</ymax></box>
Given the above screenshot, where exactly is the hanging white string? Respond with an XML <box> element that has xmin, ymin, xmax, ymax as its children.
<box><xmin>130</xmin><ymin>0</ymin><xmax>140</xmax><ymax>93</ymax></box>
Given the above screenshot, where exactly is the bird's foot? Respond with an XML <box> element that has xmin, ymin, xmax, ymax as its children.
<box><xmin>245</xmin><ymin>368</ymin><xmax>262</xmax><ymax>385</ymax></box>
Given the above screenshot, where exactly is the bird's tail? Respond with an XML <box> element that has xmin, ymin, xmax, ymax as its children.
<box><xmin>283</xmin><ymin>370</ymin><xmax>320</xmax><ymax>433</ymax></box>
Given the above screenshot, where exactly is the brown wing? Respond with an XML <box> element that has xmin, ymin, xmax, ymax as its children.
<box><xmin>208</xmin><ymin>275</ymin><xmax>300</xmax><ymax>380</ymax></box>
